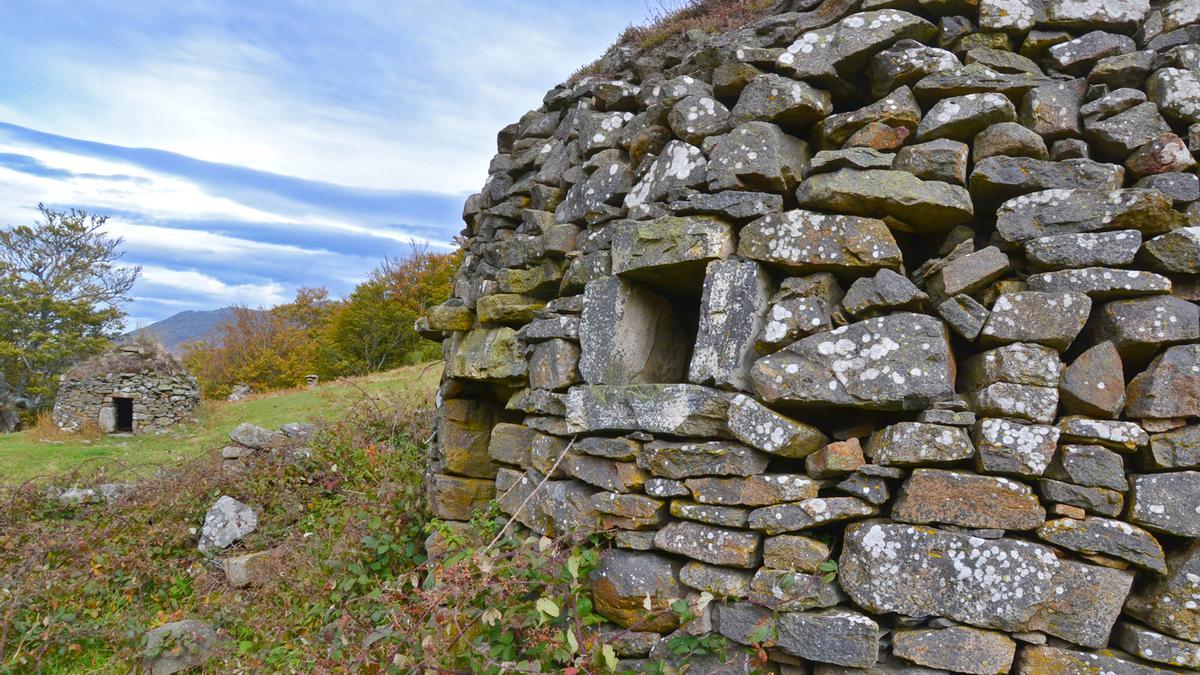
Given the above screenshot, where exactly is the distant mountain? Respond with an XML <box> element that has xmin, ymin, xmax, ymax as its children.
<box><xmin>128</xmin><ymin>307</ymin><xmax>255</xmax><ymax>355</ymax></box>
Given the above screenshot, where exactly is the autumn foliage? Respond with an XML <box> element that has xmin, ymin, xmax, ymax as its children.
<box><xmin>183</xmin><ymin>246</ymin><xmax>459</xmax><ymax>398</ymax></box>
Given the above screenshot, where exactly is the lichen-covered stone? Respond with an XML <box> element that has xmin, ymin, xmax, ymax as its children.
<box><xmin>748</xmin><ymin>497</ymin><xmax>879</xmax><ymax>535</ymax></box>
<box><xmin>1060</xmin><ymin>342</ymin><xmax>1126</xmax><ymax>419</ymax></box>
<box><xmin>671</xmin><ymin>500</ymin><xmax>748</xmax><ymax>528</ymax></box>
<box><xmin>1142</xmin><ymin>227</ymin><xmax>1200</xmax><ymax>274</ymax></box>
<box><xmin>1128</xmin><ymin>471</ymin><xmax>1200</xmax><ymax>537</ymax></box>
<box><xmin>974</xmin><ymin>418</ymin><xmax>1060</xmax><ymax>476</ymax></box>
<box><xmin>654</xmin><ymin>520</ymin><xmax>762</xmax><ymax>569</ymax></box>
<box><xmin>777</xmin><ymin>10</ymin><xmax>937</xmax><ymax>85</ymax></box>
<box><xmin>1113</xmin><ymin>622</ymin><xmax>1200</xmax><ymax>670</ymax></box>
<box><xmin>737</xmin><ymin>209</ymin><xmax>902</xmax><ymax>275</ymax></box>
<box><xmin>1039</xmin><ymin>478</ymin><xmax>1125</xmax><ymax>517</ymax></box>
<box><xmin>867</xmin><ymin>421</ymin><xmax>974</xmax><ymax>466</ymax></box>
<box><xmin>795</xmin><ymin>169</ymin><xmax>974</xmax><ymax>233</ymax></box>
<box><xmin>624</xmin><ymin>141</ymin><xmax>707</xmax><ymax>209</ymax></box>
<box><xmin>892</xmin><ymin>469</ymin><xmax>1046</xmax><ymax>530</ymax></box>
<box><xmin>979</xmin><ymin>291</ymin><xmax>1090</xmax><ymax>351</ymax></box>
<box><xmin>752</xmin><ymin>313</ymin><xmax>955</xmax><ymax>411</ymax></box>
<box><xmin>840</xmin><ymin>521</ymin><xmax>1132</xmax><ymax>647</ymax></box>
<box><xmin>750</xmin><ymin>568</ymin><xmax>842</xmax><ymax>611</ymax></box>
<box><xmin>1147</xmin><ymin>67</ymin><xmax>1200</xmax><ymax>125</ymax></box>
<box><xmin>610</xmin><ymin>216</ymin><xmax>735</xmax><ymax>288</ymax></box>
<box><xmin>776</xmin><ymin>609</ymin><xmax>881</xmax><ymax>668</ymax></box>
<box><xmin>726</xmin><ymin>394</ymin><xmax>828</xmax><ymax>459</ymax></box>
<box><xmin>892</xmin><ymin>626</ymin><xmax>1016</xmax><ymax>675</ymax></box>
<box><xmin>1036</xmin><ymin>516</ymin><xmax>1166</xmax><ymax>573</ymax></box>
<box><xmin>1015</xmin><ymin>644</ymin><xmax>1175</xmax><ymax>675</ymax></box>
<box><xmin>1026</xmin><ymin>267</ymin><xmax>1171</xmax><ymax>300</ymax></box>
<box><xmin>637</xmin><ymin>440</ymin><xmax>768</xmax><ymax>480</ymax></box>
<box><xmin>688</xmin><ymin>259</ymin><xmax>773</xmax><ymax>391</ymax></box>
<box><xmin>1052</xmin><ymin>420</ymin><xmax>1140</xmax><ymax>457</ymax></box>
<box><xmin>1124</xmin><ymin>539</ymin><xmax>1200</xmax><ymax>642</ymax></box>
<box><xmin>1045</xmin><ymin>444</ymin><xmax>1126</xmax><ymax>491</ymax></box>
<box><xmin>925</xmin><ymin>246</ymin><xmax>1011</xmax><ymax>301</ymax></box>
<box><xmin>707</xmin><ymin>122</ymin><xmax>810</xmax><ymax>193</ymax></box>
<box><xmin>995</xmin><ymin>188</ymin><xmax>1184</xmax><ymax>246</ymax></box>
<box><xmin>679</xmin><ymin>561</ymin><xmax>753</xmax><ymax>599</ymax></box>
<box><xmin>1142</xmin><ymin>424</ymin><xmax>1200</xmax><ymax>470</ymax></box>
<box><xmin>841</xmin><ymin>269</ymin><xmax>928</xmax><ymax>319</ymax></box>
<box><xmin>445</xmin><ymin>328</ymin><xmax>528</xmax><ymax>383</ymax></box>
<box><xmin>1023</xmin><ymin>230</ymin><xmax>1141</xmax><ymax>271</ymax></box>
<box><xmin>916</xmin><ymin>93</ymin><xmax>1017</xmax><ymax>142</ymax></box>
<box><xmin>565</xmin><ymin>384</ymin><xmax>731</xmax><ymax>438</ymax></box>
<box><xmin>730</xmin><ymin>73</ymin><xmax>832</xmax><ymax>131</ymax></box>
<box><xmin>685</xmin><ymin>474</ymin><xmax>818</xmax><ymax>507</ymax></box>
<box><xmin>763</xmin><ymin>534</ymin><xmax>831</xmax><ymax>572</ymax></box>
<box><xmin>428</xmin><ymin>474</ymin><xmax>495</xmax><ymax>521</ymax></box>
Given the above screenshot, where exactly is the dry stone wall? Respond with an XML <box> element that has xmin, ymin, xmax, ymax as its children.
<box><xmin>422</xmin><ymin>0</ymin><xmax>1200</xmax><ymax>671</ymax></box>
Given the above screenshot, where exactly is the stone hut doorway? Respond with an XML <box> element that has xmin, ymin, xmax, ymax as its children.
<box><xmin>113</xmin><ymin>397</ymin><xmax>134</xmax><ymax>433</ymax></box>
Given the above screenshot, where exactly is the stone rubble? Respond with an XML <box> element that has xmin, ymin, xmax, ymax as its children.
<box><xmin>422</xmin><ymin>0</ymin><xmax>1200</xmax><ymax>669</ymax></box>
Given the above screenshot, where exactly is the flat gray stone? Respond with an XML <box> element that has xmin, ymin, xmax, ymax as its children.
<box><xmin>1046</xmin><ymin>444</ymin><xmax>1127</xmax><ymax>491</ymax></box>
<box><xmin>624</xmin><ymin>141</ymin><xmax>707</xmax><ymax>209</ymax></box>
<box><xmin>654</xmin><ymin>520</ymin><xmax>762</xmax><ymax>568</ymax></box>
<box><xmin>1024</xmin><ymin>230</ymin><xmax>1141</xmax><ymax>271</ymax></box>
<box><xmin>1147</xmin><ymin>67</ymin><xmax>1200</xmax><ymax>125</ymax></box>
<box><xmin>980</xmin><ymin>291</ymin><xmax>1091</xmax><ymax>351</ymax></box>
<box><xmin>637</xmin><ymin>440</ymin><xmax>768</xmax><ymax>479</ymax></box>
<box><xmin>892</xmin><ymin>626</ymin><xmax>1016</xmax><ymax>675</ymax></box>
<box><xmin>565</xmin><ymin>384</ymin><xmax>731</xmax><ymax>438</ymax></box>
<box><xmin>995</xmin><ymin>188</ymin><xmax>1185</xmax><ymax>246</ymax></box>
<box><xmin>579</xmin><ymin>277</ymin><xmax>690</xmax><ymax>385</ymax></box>
<box><xmin>738</xmin><ymin>209</ymin><xmax>902</xmax><ymax>275</ymax></box>
<box><xmin>1036</xmin><ymin>516</ymin><xmax>1166</xmax><ymax>573</ymax></box>
<box><xmin>776</xmin><ymin>609</ymin><xmax>880</xmax><ymax>667</ymax></box>
<box><xmin>1128</xmin><ymin>471</ymin><xmax>1200</xmax><ymax>537</ymax></box>
<box><xmin>1039</xmin><ymin>478</ymin><xmax>1125</xmax><ymax>517</ymax></box>
<box><xmin>688</xmin><ymin>258</ymin><xmax>773</xmax><ymax>391</ymax></box>
<box><xmin>142</xmin><ymin>620</ymin><xmax>220</xmax><ymax>675</ymax></box>
<box><xmin>747</xmin><ymin>496</ymin><xmax>878</xmax><ymax>535</ymax></box>
<box><xmin>867</xmin><ymin>421</ymin><xmax>975</xmax><ymax>466</ymax></box>
<box><xmin>730</xmin><ymin>73</ymin><xmax>832</xmax><ymax>131</ymax></box>
<box><xmin>1142</xmin><ymin>227</ymin><xmax>1200</xmax><ymax>273</ymax></box>
<box><xmin>1113</xmin><ymin>622</ymin><xmax>1200</xmax><ymax>670</ymax></box>
<box><xmin>1091</xmin><ymin>295</ymin><xmax>1200</xmax><ymax>364</ymax></box>
<box><xmin>726</xmin><ymin>393</ymin><xmax>828</xmax><ymax>459</ymax></box>
<box><xmin>777</xmin><ymin>10</ymin><xmax>937</xmax><ymax>85</ymax></box>
<box><xmin>610</xmin><ymin>216</ymin><xmax>734</xmax><ymax>289</ymax></box>
<box><xmin>795</xmin><ymin>169</ymin><xmax>974</xmax><ymax>233</ymax></box>
<box><xmin>1026</xmin><ymin>267</ymin><xmax>1171</xmax><ymax>300</ymax></box>
<box><xmin>751</xmin><ymin>313</ymin><xmax>956</xmax><ymax>411</ymax></box>
<box><xmin>840</xmin><ymin>521</ymin><xmax>1132</xmax><ymax>648</ymax></box>
<box><xmin>685</xmin><ymin>474</ymin><xmax>818</xmax><ymax>507</ymax></box>
<box><xmin>969</xmin><ymin>157</ymin><xmax>1124</xmax><ymax>207</ymax></box>
<box><xmin>974</xmin><ymin>417</ymin><xmax>1060</xmax><ymax>476</ymax></box>
<box><xmin>916</xmin><ymin>93</ymin><xmax>1017</xmax><ymax>142</ymax></box>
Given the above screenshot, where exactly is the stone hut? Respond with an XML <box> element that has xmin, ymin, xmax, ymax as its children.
<box><xmin>53</xmin><ymin>342</ymin><xmax>201</xmax><ymax>434</ymax></box>
<box><xmin>421</xmin><ymin>0</ymin><xmax>1200</xmax><ymax>671</ymax></box>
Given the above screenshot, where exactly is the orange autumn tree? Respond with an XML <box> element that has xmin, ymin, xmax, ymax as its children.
<box><xmin>182</xmin><ymin>287</ymin><xmax>333</xmax><ymax>398</ymax></box>
<box><xmin>320</xmin><ymin>245</ymin><xmax>460</xmax><ymax>375</ymax></box>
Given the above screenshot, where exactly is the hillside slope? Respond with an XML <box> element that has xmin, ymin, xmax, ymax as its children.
<box><xmin>128</xmin><ymin>307</ymin><xmax>264</xmax><ymax>355</ymax></box>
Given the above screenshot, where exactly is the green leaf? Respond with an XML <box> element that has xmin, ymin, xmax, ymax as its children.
<box><xmin>601</xmin><ymin>644</ymin><xmax>618</xmax><ymax>672</ymax></box>
<box><xmin>565</xmin><ymin>628</ymin><xmax>578</xmax><ymax>653</ymax></box>
<box><xmin>566</xmin><ymin>553</ymin><xmax>581</xmax><ymax>579</ymax></box>
<box><xmin>535</xmin><ymin>597</ymin><xmax>560</xmax><ymax>618</ymax></box>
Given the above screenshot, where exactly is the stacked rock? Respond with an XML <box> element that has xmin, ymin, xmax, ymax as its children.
<box><xmin>421</xmin><ymin>0</ymin><xmax>1200</xmax><ymax>671</ymax></box>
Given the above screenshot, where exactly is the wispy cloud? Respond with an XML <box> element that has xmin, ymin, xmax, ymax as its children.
<box><xmin>0</xmin><ymin>0</ymin><xmax>650</xmax><ymax>324</ymax></box>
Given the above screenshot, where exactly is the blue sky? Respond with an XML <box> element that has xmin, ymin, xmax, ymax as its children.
<box><xmin>0</xmin><ymin>0</ymin><xmax>649</xmax><ymax>326</ymax></box>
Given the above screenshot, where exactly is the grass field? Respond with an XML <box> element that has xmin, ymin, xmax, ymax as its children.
<box><xmin>0</xmin><ymin>363</ymin><xmax>441</xmax><ymax>485</ymax></box>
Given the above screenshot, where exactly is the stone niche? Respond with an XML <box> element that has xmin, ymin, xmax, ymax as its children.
<box><xmin>422</xmin><ymin>0</ymin><xmax>1200</xmax><ymax>671</ymax></box>
<box><xmin>52</xmin><ymin>343</ymin><xmax>201</xmax><ymax>435</ymax></box>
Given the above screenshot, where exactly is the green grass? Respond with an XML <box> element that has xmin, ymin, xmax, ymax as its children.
<box><xmin>0</xmin><ymin>363</ymin><xmax>442</xmax><ymax>485</ymax></box>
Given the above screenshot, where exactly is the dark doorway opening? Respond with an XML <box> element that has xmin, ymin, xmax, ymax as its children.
<box><xmin>113</xmin><ymin>397</ymin><xmax>134</xmax><ymax>433</ymax></box>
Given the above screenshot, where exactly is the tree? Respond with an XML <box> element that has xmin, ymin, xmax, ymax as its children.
<box><xmin>182</xmin><ymin>287</ymin><xmax>334</xmax><ymax>398</ymax></box>
<box><xmin>0</xmin><ymin>205</ymin><xmax>139</xmax><ymax>428</ymax></box>
<box><xmin>321</xmin><ymin>245</ymin><xmax>460</xmax><ymax>375</ymax></box>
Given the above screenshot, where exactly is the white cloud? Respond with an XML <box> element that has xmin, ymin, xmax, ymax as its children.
<box><xmin>136</xmin><ymin>265</ymin><xmax>289</xmax><ymax>308</ymax></box>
